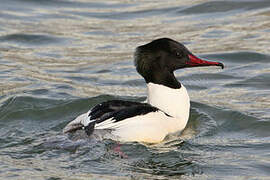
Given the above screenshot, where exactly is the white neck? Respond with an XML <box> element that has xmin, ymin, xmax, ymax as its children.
<box><xmin>147</xmin><ymin>83</ymin><xmax>190</xmax><ymax>123</ymax></box>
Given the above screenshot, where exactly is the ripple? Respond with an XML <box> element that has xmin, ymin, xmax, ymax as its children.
<box><xmin>179</xmin><ymin>0</ymin><xmax>270</xmax><ymax>15</ymax></box>
<box><xmin>0</xmin><ymin>33</ymin><xmax>70</xmax><ymax>47</ymax></box>
<box><xmin>65</xmin><ymin>7</ymin><xmax>178</xmax><ymax>20</ymax></box>
<box><xmin>202</xmin><ymin>30</ymin><xmax>231</xmax><ymax>39</ymax></box>
<box><xmin>203</xmin><ymin>51</ymin><xmax>270</xmax><ymax>63</ymax></box>
<box><xmin>224</xmin><ymin>73</ymin><xmax>270</xmax><ymax>91</ymax></box>
<box><xmin>1</xmin><ymin>0</ymin><xmax>135</xmax><ymax>9</ymax></box>
<box><xmin>183</xmin><ymin>73</ymin><xmax>239</xmax><ymax>81</ymax></box>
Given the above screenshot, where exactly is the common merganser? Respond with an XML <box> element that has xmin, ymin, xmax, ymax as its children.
<box><xmin>63</xmin><ymin>38</ymin><xmax>224</xmax><ymax>143</ymax></box>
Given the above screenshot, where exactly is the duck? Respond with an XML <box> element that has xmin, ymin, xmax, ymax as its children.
<box><xmin>63</xmin><ymin>38</ymin><xmax>224</xmax><ymax>143</ymax></box>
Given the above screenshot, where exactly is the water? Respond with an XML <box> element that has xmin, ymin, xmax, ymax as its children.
<box><xmin>0</xmin><ymin>0</ymin><xmax>270</xmax><ymax>179</ymax></box>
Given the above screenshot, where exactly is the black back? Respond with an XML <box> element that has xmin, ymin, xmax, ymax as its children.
<box><xmin>84</xmin><ymin>100</ymin><xmax>166</xmax><ymax>136</ymax></box>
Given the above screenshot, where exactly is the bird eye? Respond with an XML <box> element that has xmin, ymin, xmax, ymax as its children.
<box><xmin>175</xmin><ymin>51</ymin><xmax>183</xmax><ymax>58</ymax></box>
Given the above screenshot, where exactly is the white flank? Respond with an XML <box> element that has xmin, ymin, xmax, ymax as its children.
<box><xmin>97</xmin><ymin>111</ymin><xmax>187</xmax><ymax>143</ymax></box>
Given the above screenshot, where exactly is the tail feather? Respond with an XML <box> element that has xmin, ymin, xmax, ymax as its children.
<box><xmin>63</xmin><ymin>112</ymin><xmax>90</xmax><ymax>133</ymax></box>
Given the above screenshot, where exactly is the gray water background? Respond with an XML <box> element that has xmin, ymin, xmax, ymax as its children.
<box><xmin>0</xmin><ymin>0</ymin><xmax>270</xmax><ymax>179</ymax></box>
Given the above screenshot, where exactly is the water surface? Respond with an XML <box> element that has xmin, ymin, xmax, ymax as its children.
<box><xmin>0</xmin><ymin>0</ymin><xmax>270</xmax><ymax>179</ymax></box>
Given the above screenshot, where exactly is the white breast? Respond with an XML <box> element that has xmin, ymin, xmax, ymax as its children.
<box><xmin>147</xmin><ymin>83</ymin><xmax>190</xmax><ymax>124</ymax></box>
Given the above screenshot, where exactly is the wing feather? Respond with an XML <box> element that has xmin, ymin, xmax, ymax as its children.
<box><xmin>63</xmin><ymin>100</ymin><xmax>150</xmax><ymax>134</ymax></box>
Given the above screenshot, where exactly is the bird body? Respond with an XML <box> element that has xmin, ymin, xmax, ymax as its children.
<box><xmin>63</xmin><ymin>38</ymin><xmax>223</xmax><ymax>143</ymax></box>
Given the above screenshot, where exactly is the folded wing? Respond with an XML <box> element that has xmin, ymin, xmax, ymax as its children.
<box><xmin>63</xmin><ymin>100</ymin><xmax>157</xmax><ymax>135</ymax></box>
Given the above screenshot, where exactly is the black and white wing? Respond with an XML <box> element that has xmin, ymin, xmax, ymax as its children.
<box><xmin>63</xmin><ymin>100</ymin><xmax>158</xmax><ymax>135</ymax></box>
